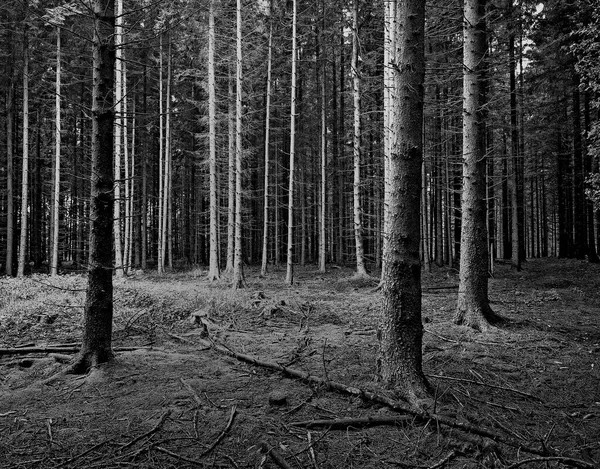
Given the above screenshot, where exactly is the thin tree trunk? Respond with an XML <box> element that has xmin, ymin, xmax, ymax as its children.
<box><xmin>161</xmin><ymin>38</ymin><xmax>172</xmax><ymax>271</ymax></box>
<box><xmin>508</xmin><ymin>24</ymin><xmax>520</xmax><ymax>271</ymax></box>
<box><xmin>232</xmin><ymin>0</ymin><xmax>245</xmax><ymax>289</ymax></box>
<box><xmin>318</xmin><ymin>3</ymin><xmax>327</xmax><ymax>273</ymax></box>
<box><xmin>6</xmin><ymin>30</ymin><xmax>16</xmax><ymax>276</ymax></box>
<box><xmin>379</xmin><ymin>0</ymin><xmax>431</xmax><ymax>406</ymax></box>
<box><xmin>50</xmin><ymin>27</ymin><xmax>62</xmax><ymax>276</ymax></box>
<box><xmin>113</xmin><ymin>0</ymin><xmax>124</xmax><ymax>277</ymax></box>
<box><xmin>17</xmin><ymin>6</ymin><xmax>30</xmax><ymax>278</ymax></box>
<box><xmin>352</xmin><ymin>0</ymin><xmax>369</xmax><ymax>278</ymax></box>
<box><xmin>285</xmin><ymin>0</ymin><xmax>298</xmax><ymax>286</ymax></box>
<box><xmin>261</xmin><ymin>10</ymin><xmax>273</xmax><ymax>278</ymax></box>
<box><xmin>226</xmin><ymin>71</ymin><xmax>235</xmax><ymax>274</ymax></box>
<box><xmin>207</xmin><ymin>0</ymin><xmax>220</xmax><ymax>281</ymax></box>
<box><xmin>157</xmin><ymin>35</ymin><xmax>165</xmax><ymax>273</ymax></box>
<box><xmin>123</xmin><ymin>56</ymin><xmax>131</xmax><ymax>274</ymax></box>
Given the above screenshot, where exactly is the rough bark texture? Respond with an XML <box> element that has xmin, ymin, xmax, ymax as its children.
<box><xmin>454</xmin><ymin>0</ymin><xmax>500</xmax><ymax>331</ymax></box>
<box><xmin>207</xmin><ymin>0</ymin><xmax>220</xmax><ymax>282</ymax></box>
<box><xmin>378</xmin><ymin>0</ymin><xmax>431</xmax><ymax>407</ymax></box>
<box><xmin>70</xmin><ymin>0</ymin><xmax>116</xmax><ymax>373</ymax></box>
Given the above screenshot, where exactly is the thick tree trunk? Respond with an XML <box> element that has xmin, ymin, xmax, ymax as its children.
<box><xmin>225</xmin><ymin>72</ymin><xmax>235</xmax><ymax>274</ymax></box>
<box><xmin>70</xmin><ymin>0</ymin><xmax>116</xmax><ymax>372</ymax></box>
<box><xmin>454</xmin><ymin>0</ymin><xmax>501</xmax><ymax>331</ymax></box>
<box><xmin>5</xmin><ymin>35</ymin><xmax>16</xmax><ymax>276</ymax></box>
<box><xmin>378</xmin><ymin>0</ymin><xmax>431</xmax><ymax>407</ymax></box>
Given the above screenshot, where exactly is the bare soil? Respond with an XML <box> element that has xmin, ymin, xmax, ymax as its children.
<box><xmin>1</xmin><ymin>258</ymin><xmax>599</xmax><ymax>468</ymax></box>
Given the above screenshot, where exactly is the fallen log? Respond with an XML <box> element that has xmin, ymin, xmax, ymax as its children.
<box><xmin>0</xmin><ymin>345</ymin><xmax>151</xmax><ymax>356</ymax></box>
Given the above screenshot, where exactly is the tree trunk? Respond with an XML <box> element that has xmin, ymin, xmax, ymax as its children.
<box><xmin>454</xmin><ymin>0</ymin><xmax>500</xmax><ymax>331</ymax></box>
<box><xmin>50</xmin><ymin>27</ymin><xmax>61</xmax><ymax>276</ymax></box>
<box><xmin>285</xmin><ymin>0</ymin><xmax>298</xmax><ymax>286</ymax></box>
<box><xmin>5</xmin><ymin>30</ymin><xmax>16</xmax><ymax>276</ymax></box>
<box><xmin>70</xmin><ymin>0</ymin><xmax>116</xmax><ymax>373</ymax></box>
<box><xmin>351</xmin><ymin>0</ymin><xmax>369</xmax><ymax>278</ymax></box>
<box><xmin>113</xmin><ymin>0</ymin><xmax>124</xmax><ymax>277</ymax></box>
<box><xmin>207</xmin><ymin>0</ymin><xmax>220</xmax><ymax>281</ymax></box>
<box><xmin>261</xmin><ymin>9</ymin><xmax>273</xmax><ymax>278</ymax></box>
<box><xmin>17</xmin><ymin>4</ymin><xmax>30</xmax><ymax>278</ymax></box>
<box><xmin>318</xmin><ymin>3</ymin><xmax>327</xmax><ymax>274</ymax></box>
<box><xmin>225</xmin><ymin>71</ymin><xmax>235</xmax><ymax>274</ymax></box>
<box><xmin>378</xmin><ymin>0</ymin><xmax>431</xmax><ymax>407</ymax></box>
<box><xmin>232</xmin><ymin>0</ymin><xmax>245</xmax><ymax>289</ymax></box>
<box><xmin>508</xmin><ymin>25</ymin><xmax>521</xmax><ymax>271</ymax></box>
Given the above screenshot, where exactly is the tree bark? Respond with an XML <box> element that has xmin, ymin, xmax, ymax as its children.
<box><xmin>51</xmin><ymin>27</ymin><xmax>61</xmax><ymax>276</ymax></box>
<box><xmin>70</xmin><ymin>0</ymin><xmax>116</xmax><ymax>372</ymax></box>
<box><xmin>261</xmin><ymin>7</ymin><xmax>273</xmax><ymax>278</ymax></box>
<box><xmin>378</xmin><ymin>0</ymin><xmax>431</xmax><ymax>406</ymax></box>
<box><xmin>285</xmin><ymin>0</ymin><xmax>298</xmax><ymax>286</ymax></box>
<box><xmin>454</xmin><ymin>0</ymin><xmax>501</xmax><ymax>331</ymax></box>
<box><xmin>207</xmin><ymin>0</ymin><xmax>220</xmax><ymax>281</ymax></box>
<box><xmin>351</xmin><ymin>0</ymin><xmax>369</xmax><ymax>278</ymax></box>
<box><xmin>17</xmin><ymin>3</ymin><xmax>30</xmax><ymax>278</ymax></box>
<box><xmin>113</xmin><ymin>0</ymin><xmax>124</xmax><ymax>277</ymax></box>
<box><xmin>232</xmin><ymin>0</ymin><xmax>245</xmax><ymax>289</ymax></box>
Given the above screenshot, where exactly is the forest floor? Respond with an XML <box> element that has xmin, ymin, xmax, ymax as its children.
<box><xmin>1</xmin><ymin>258</ymin><xmax>599</xmax><ymax>469</ymax></box>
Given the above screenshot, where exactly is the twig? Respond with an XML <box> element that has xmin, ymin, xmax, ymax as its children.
<box><xmin>197</xmin><ymin>338</ymin><xmax>548</xmax><ymax>457</ymax></box>
<box><xmin>428</xmin><ymin>450</ymin><xmax>458</xmax><ymax>469</ymax></box>
<box><xmin>503</xmin><ymin>456</ymin><xmax>596</xmax><ymax>469</ymax></box>
<box><xmin>428</xmin><ymin>374</ymin><xmax>541</xmax><ymax>402</ymax></box>
<box><xmin>260</xmin><ymin>442</ymin><xmax>294</xmax><ymax>469</ymax></box>
<box><xmin>119</xmin><ymin>409</ymin><xmax>171</xmax><ymax>452</ymax></box>
<box><xmin>424</xmin><ymin>329</ymin><xmax>460</xmax><ymax>344</ymax></box>
<box><xmin>307</xmin><ymin>431</ymin><xmax>318</xmax><ymax>469</ymax></box>
<box><xmin>199</xmin><ymin>405</ymin><xmax>237</xmax><ymax>457</ymax></box>
<box><xmin>290</xmin><ymin>415</ymin><xmax>411</xmax><ymax>430</ymax></box>
<box><xmin>154</xmin><ymin>445</ymin><xmax>207</xmax><ymax>467</ymax></box>
<box><xmin>55</xmin><ymin>438</ymin><xmax>114</xmax><ymax>468</ymax></box>
<box><xmin>179</xmin><ymin>378</ymin><xmax>203</xmax><ymax>407</ymax></box>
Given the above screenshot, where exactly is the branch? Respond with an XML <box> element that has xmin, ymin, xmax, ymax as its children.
<box><xmin>0</xmin><ymin>345</ymin><xmax>151</xmax><ymax>356</ymax></box>
<box><xmin>290</xmin><ymin>415</ymin><xmax>411</xmax><ymax>430</ymax></box>
<box><xmin>197</xmin><ymin>338</ymin><xmax>547</xmax><ymax>456</ymax></box>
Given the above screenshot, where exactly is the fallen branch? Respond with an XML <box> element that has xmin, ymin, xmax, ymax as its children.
<box><xmin>260</xmin><ymin>442</ymin><xmax>294</xmax><ymax>469</ymax></box>
<box><xmin>197</xmin><ymin>338</ymin><xmax>547</xmax><ymax>456</ymax></box>
<box><xmin>503</xmin><ymin>456</ymin><xmax>596</xmax><ymax>469</ymax></box>
<box><xmin>154</xmin><ymin>446</ymin><xmax>206</xmax><ymax>467</ymax></box>
<box><xmin>290</xmin><ymin>415</ymin><xmax>411</xmax><ymax>430</ymax></box>
<box><xmin>180</xmin><ymin>378</ymin><xmax>204</xmax><ymax>408</ymax></box>
<box><xmin>0</xmin><ymin>345</ymin><xmax>151</xmax><ymax>356</ymax></box>
<box><xmin>428</xmin><ymin>374</ymin><xmax>541</xmax><ymax>402</ymax></box>
<box><xmin>199</xmin><ymin>405</ymin><xmax>237</xmax><ymax>458</ymax></box>
<box><xmin>119</xmin><ymin>409</ymin><xmax>171</xmax><ymax>452</ymax></box>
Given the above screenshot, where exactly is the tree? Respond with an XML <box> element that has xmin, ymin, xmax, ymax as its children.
<box><xmin>378</xmin><ymin>0</ymin><xmax>431</xmax><ymax>407</ymax></box>
<box><xmin>453</xmin><ymin>0</ymin><xmax>501</xmax><ymax>331</ymax></box>
<box><xmin>50</xmin><ymin>26</ymin><xmax>61</xmax><ymax>277</ymax></box>
<box><xmin>207</xmin><ymin>0</ymin><xmax>220</xmax><ymax>282</ymax></box>
<box><xmin>232</xmin><ymin>0</ymin><xmax>246</xmax><ymax>289</ymax></box>
<box><xmin>351</xmin><ymin>0</ymin><xmax>369</xmax><ymax>278</ymax></box>
<box><xmin>17</xmin><ymin>0</ymin><xmax>30</xmax><ymax>279</ymax></box>
<box><xmin>285</xmin><ymin>0</ymin><xmax>298</xmax><ymax>286</ymax></box>
<box><xmin>70</xmin><ymin>0</ymin><xmax>116</xmax><ymax>372</ymax></box>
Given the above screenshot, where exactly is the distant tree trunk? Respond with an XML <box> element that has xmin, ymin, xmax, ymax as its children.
<box><xmin>50</xmin><ymin>27</ymin><xmax>62</xmax><ymax>276</ymax></box>
<box><xmin>232</xmin><ymin>0</ymin><xmax>245</xmax><ymax>289</ymax></box>
<box><xmin>225</xmin><ymin>71</ymin><xmax>235</xmax><ymax>274</ymax></box>
<box><xmin>351</xmin><ymin>0</ymin><xmax>369</xmax><ymax>278</ymax></box>
<box><xmin>378</xmin><ymin>0</ymin><xmax>431</xmax><ymax>407</ymax></box>
<box><xmin>123</xmin><ymin>57</ymin><xmax>132</xmax><ymax>274</ymax></box>
<box><xmin>285</xmin><ymin>0</ymin><xmax>298</xmax><ymax>286</ymax></box>
<box><xmin>70</xmin><ymin>0</ymin><xmax>116</xmax><ymax>373</ymax></box>
<box><xmin>454</xmin><ymin>0</ymin><xmax>500</xmax><ymax>331</ymax></box>
<box><xmin>572</xmin><ymin>80</ymin><xmax>586</xmax><ymax>260</ymax></box>
<box><xmin>508</xmin><ymin>23</ymin><xmax>520</xmax><ymax>271</ymax></box>
<box><xmin>157</xmin><ymin>35</ymin><xmax>165</xmax><ymax>273</ymax></box>
<box><xmin>261</xmin><ymin>9</ymin><xmax>273</xmax><ymax>278</ymax></box>
<box><xmin>5</xmin><ymin>31</ymin><xmax>16</xmax><ymax>276</ymax></box>
<box><xmin>207</xmin><ymin>0</ymin><xmax>220</xmax><ymax>281</ymax></box>
<box><xmin>318</xmin><ymin>4</ymin><xmax>327</xmax><ymax>274</ymax></box>
<box><xmin>17</xmin><ymin>5</ymin><xmax>30</xmax><ymax>278</ymax></box>
<box><xmin>113</xmin><ymin>0</ymin><xmax>124</xmax><ymax>277</ymax></box>
<box><xmin>161</xmin><ymin>39</ymin><xmax>173</xmax><ymax>271</ymax></box>
<box><xmin>583</xmin><ymin>92</ymin><xmax>599</xmax><ymax>263</ymax></box>
<box><xmin>141</xmin><ymin>58</ymin><xmax>148</xmax><ymax>270</ymax></box>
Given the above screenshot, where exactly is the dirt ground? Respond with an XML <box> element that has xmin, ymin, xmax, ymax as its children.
<box><xmin>1</xmin><ymin>258</ymin><xmax>599</xmax><ymax>468</ymax></box>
